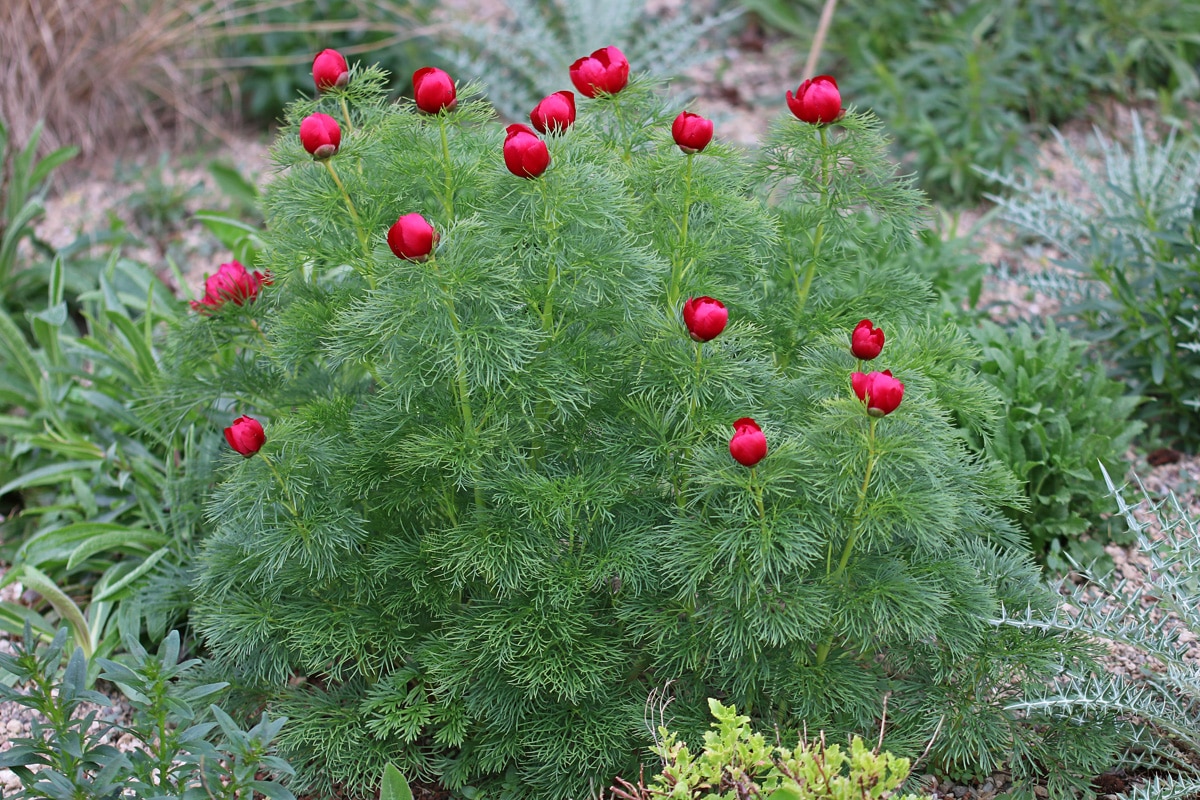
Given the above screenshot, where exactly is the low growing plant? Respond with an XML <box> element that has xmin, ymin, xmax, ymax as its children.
<box><xmin>0</xmin><ymin>624</ymin><xmax>295</xmax><ymax>800</ymax></box>
<box><xmin>983</xmin><ymin>116</ymin><xmax>1200</xmax><ymax>447</ymax></box>
<box><xmin>610</xmin><ymin>698</ymin><xmax>931</xmax><ymax>800</ymax></box>
<box><xmin>998</xmin><ymin>465</ymin><xmax>1200</xmax><ymax>800</ymax></box>
<box><xmin>166</xmin><ymin>53</ymin><xmax>1118</xmax><ymax>798</ymax></box>
<box><xmin>966</xmin><ymin>319</ymin><xmax>1143</xmax><ymax>570</ymax></box>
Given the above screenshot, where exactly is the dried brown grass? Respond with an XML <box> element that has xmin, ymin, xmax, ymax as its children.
<box><xmin>0</xmin><ymin>0</ymin><xmax>240</xmax><ymax>158</ymax></box>
<box><xmin>1</xmin><ymin>0</ymin><xmax>446</xmax><ymax>160</ymax></box>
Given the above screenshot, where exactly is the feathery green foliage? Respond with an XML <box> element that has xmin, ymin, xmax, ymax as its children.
<box><xmin>998</xmin><ymin>464</ymin><xmax>1200</xmax><ymax>799</ymax></box>
<box><xmin>166</xmin><ymin>60</ymin><xmax>1113</xmax><ymax>798</ymax></box>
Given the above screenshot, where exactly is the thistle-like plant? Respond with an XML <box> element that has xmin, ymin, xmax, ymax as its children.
<box><xmin>437</xmin><ymin>0</ymin><xmax>741</xmax><ymax>121</ymax></box>
<box><xmin>981</xmin><ymin>115</ymin><xmax>1200</xmax><ymax>446</ymax></box>
<box><xmin>158</xmin><ymin>57</ymin><xmax>1117</xmax><ymax>798</ymax></box>
<box><xmin>998</xmin><ymin>464</ymin><xmax>1200</xmax><ymax>800</ymax></box>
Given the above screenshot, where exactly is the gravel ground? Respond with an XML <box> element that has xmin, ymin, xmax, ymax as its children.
<box><xmin>5</xmin><ymin>9</ymin><xmax>1200</xmax><ymax>800</ymax></box>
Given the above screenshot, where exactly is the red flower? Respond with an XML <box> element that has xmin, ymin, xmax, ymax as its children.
<box><xmin>682</xmin><ymin>296</ymin><xmax>728</xmax><ymax>342</ymax></box>
<box><xmin>312</xmin><ymin>48</ymin><xmax>349</xmax><ymax>91</ymax></box>
<box><xmin>851</xmin><ymin>319</ymin><xmax>884</xmax><ymax>360</ymax></box>
<box><xmin>852</xmin><ymin>370</ymin><xmax>905</xmax><ymax>417</ymax></box>
<box><xmin>224</xmin><ymin>415</ymin><xmax>266</xmax><ymax>457</ymax></box>
<box><xmin>786</xmin><ymin>75</ymin><xmax>843</xmax><ymax>125</ymax></box>
<box><xmin>387</xmin><ymin>213</ymin><xmax>438</xmax><ymax>261</ymax></box>
<box><xmin>299</xmin><ymin>112</ymin><xmax>341</xmax><ymax>159</ymax></box>
<box><xmin>412</xmin><ymin>67</ymin><xmax>457</xmax><ymax>114</ymax></box>
<box><xmin>530</xmin><ymin>91</ymin><xmax>576</xmax><ymax>135</ymax></box>
<box><xmin>503</xmin><ymin>124</ymin><xmax>550</xmax><ymax>178</ymax></box>
<box><xmin>191</xmin><ymin>261</ymin><xmax>269</xmax><ymax>312</ymax></box>
<box><xmin>671</xmin><ymin>111</ymin><xmax>714</xmax><ymax>154</ymax></box>
<box><xmin>729</xmin><ymin>417</ymin><xmax>767</xmax><ymax>467</ymax></box>
<box><xmin>569</xmin><ymin>46</ymin><xmax>630</xmax><ymax>98</ymax></box>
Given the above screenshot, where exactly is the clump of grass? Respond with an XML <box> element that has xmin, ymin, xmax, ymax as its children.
<box><xmin>1</xmin><ymin>0</ymin><xmax>225</xmax><ymax>157</ymax></box>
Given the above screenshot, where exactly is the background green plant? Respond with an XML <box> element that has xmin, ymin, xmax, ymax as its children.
<box><xmin>0</xmin><ymin>120</ymin><xmax>273</xmax><ymax>656</ymax></box>
<box><xmin>739</xmin><ymin>0</ymin><xmax>1200</xmax><ymax>205</ymax></box>
<box><xmin>212</xmin><ymin>0</ymin><xmax>440</xmax><ymax>122</ymax></box>
<box><xmin>0</xmin><ymin>251</ymin><xmax>217</xmax><ymax>659</ymax></box>
<box><xmin>0</xmin><ymin>118</ymin><xmax>78</xmax><ymax>312</ymax></box>
<box><xmin>440</xmin><ymin>0</ymin><xmax>742</xmax><ymax>121</ymax></box>
<box><xmin>965</xmin><ymin>319</ymin><xmax>1143</xmax><ymax>570</ymax></box>
<box><xmin>0</xmin><ymin>624</ymin><xmax>295</xmax><ymax>800</ymax></box>
<box><xmin>983</xmin><ymin>116</ymin><xmax>1200</xmax><ymax>448</ymax></box>
<box><xmin>998</xmin><ymin>465</ymin><xmax>1200</xmax><ymax>800</ymax></box>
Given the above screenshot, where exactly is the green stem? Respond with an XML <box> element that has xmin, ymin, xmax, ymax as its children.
<box><xmin>818</xmin><ymin>126</ymin><xmax>829</xmax><ymax>187</ymax></box>
<box><xmin>611</xmin><ymin>95</ymin><xmax>631</xmax><ymax>161</ymax></box>
<box><xmin>668</xmin><ymin>152</ymin><xmax>695</xmax><ymax>309</ymax></box>
<box><xmin>795</xmin><ymin>221</ymin><xmax>824</xmax><ymax>318</ymax></box>
<box><xmin>339</xmin><ymin>97</ymin><xmax>354</xmax><ymax>135</ymax></box>
<box><xmin>259</xmin><ymin>453</ymin><xmax>304</xmax><ymax>524</ymax></box>
<box><xmin>322</xmin><ymin>160</ymin><xmax>375</xmax><ymax>289</ymax></box>
<box><xmin>438</xmin><ymin>116</ymin><xmax>455</xmax><ymax>218</ymax></box>
<box><xmin>531</xmin><ymin>179</ymin><xmax>561</xmax><ymax>470</ymax></box>
<box><xmin>751</xmin><ymin>468</ymin><xmax>768</xmax><ymax>543</ymax></box>
<box><xmin>429</xmin><ymin>254</ymin><xmax>485</xmax><ymax>511</ymax></box>
<box><xmin>815</xmin><ymin>415</ymin><xmax>878</xmax><ymax>665</ymax></box>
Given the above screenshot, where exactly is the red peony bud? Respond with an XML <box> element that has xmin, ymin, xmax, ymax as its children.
<box><xmin>671</xmin><ymin>111</ymin><xmax>714</xmax><ymax>154</ymax></box>
<box><xmin>850</xmin><ymin>319</ymin><xmax>885</xmax><ymax>360</ymax></box>
<box><xmin>190</xmin><ymin>261</ymin><xmax>270</xmax><ymax>312</ymax></box>
<box><xmin>312</xmin><ymin>48</ymin><xmax>349</xmax><ymax>91</ymax></box>
<box><xmin>530</xmin><ymin>90</ymin><xmax>577</xmax><ymax>135</ymax></box>
<box><xmin>569</xmin><ymin>46</ymin><xmax>630</xmax><ymax>98</ymax></box>
<box><xmin>224</xmin><ymin>415</ymin><xmax>266</xmax><ymax>457</ymax></box>
<box><xmin>412</xmin><ymin>67</ymin><xmax>457</xmax><ymax>114</ymax></box>
<box><xmin>852</xmin><ymin>369</ymin><xmax>905</xmax><ymax>417</ymax></box>
<box><xmin>785</xmin><ymin>75</ymin><xmax>843</xmax><ymax>125</ymax></box>
<box><xmin>299</xmin><ymin>112</ymin><xmax>341</xmax><ymax>159</ymax></box>
<box><xmin>682</xmin><ymin>296</ymin><xmax>728</xmax><ymax>342</ymax></box>
<box><xmin>503</xmin><ymin>124</ymin><xmax>551</xmax><ymax>178</ymax></box>
<box><xmin>729</xmin><ymin>417</ymin><xmax>768</xmax><ymax>467</ymax></box>
<box><xmin>387</xmin><ymin>213</ymin><xmax>438</xmax><ymax>261</ymax></box>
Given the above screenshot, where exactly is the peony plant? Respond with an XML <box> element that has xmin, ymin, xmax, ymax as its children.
<box><xmin>157</xmin><ymin>52</ymin><xmax>1117</xmax><ymax>800</ymax></box>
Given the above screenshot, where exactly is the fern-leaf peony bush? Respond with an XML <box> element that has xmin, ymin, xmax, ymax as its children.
<box><xmin>167</xmin><ymin>56</ymin><xmax>1117</xmax><ymax>798</ymax></box>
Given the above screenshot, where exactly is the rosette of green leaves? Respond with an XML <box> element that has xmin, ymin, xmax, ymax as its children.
<box><xmin>967</xmin><ymin>319</ymin><xmax>1143</xmax><ymax>570</ymax></box>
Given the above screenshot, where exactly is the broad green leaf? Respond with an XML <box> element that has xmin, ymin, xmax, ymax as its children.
<box><xmin>381</xmin><ymin>763</ymin><xmax>414</xmax><ymax>800</ymax></box>
<box><xmin>12</xmin><ymin>565</ymin><xmax>91</xmax><ymax>658</ymax></box>
<box><xmin>91</xmin><ymin>548</ymin><xmax>169</xmax><ymax>603</ymax></box>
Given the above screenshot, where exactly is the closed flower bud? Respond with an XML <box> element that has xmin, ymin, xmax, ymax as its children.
<box><xmin>503</xmin><ymin>124</ymin><xmax>550</xmax><ymax>178</ymax></box>
<box><xmin>387</xmin><ymin>213</ymin><xmax>438</xmax><ymax>261</ymax></box>
<box><xmin>412</xmin><ymin>67</ymin><xmax>457</xmax><ymax>114</ymax></box>
<box><xmin>530</xmin><ymin>91</ymin><xmax>576</xmax><ymax>135</ymax></box>
<box><xmin>224</xmin><ymin>415</ymin><xmax>266</xmax><ymax>457</ymax></box>
<box><xmin>190</xmin><ymin>261</ymin><xmax>270</xmax><ymax>312</ymax></box>
<box><xmin>786</xmin><ymin>75</ymin><xmax>843</xmax><ymax>125</ymax></box>
<box><xmin>851</xmin><ymin>319</ymin><xmax>884</xmax><ymax>360</ymax></box>
<box><xmin>852</xmin><ymin>369</ymin><xmax>905</xmax><ymax>417</ymax></box>
<box><xmin>671</xmin><ymin>111</ymin><xmax>714</xmax><ymax>154</ymax></box>
<box><xmin>729</xmin><ymin>417</ymin><xmax>767</xmax><ymax>467</ymax></box>
<box><xmin>682</xmin><ymin>296</ymin><xmax>728</xmax><ymax>342</ymax></box>
<box><xmin>312</xmin><ymin>48</ymin><xmax>349</xmax><ymax>91</ymax></box>
<box><xmin>569</xmin><ymin>46</ymin><xmax>630</xmax><ymax>98</ymax></box>
<box><xmin>299</xmin><ymin>112</ymin><xmax>341</xmax><ymax>159</ymax></box>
